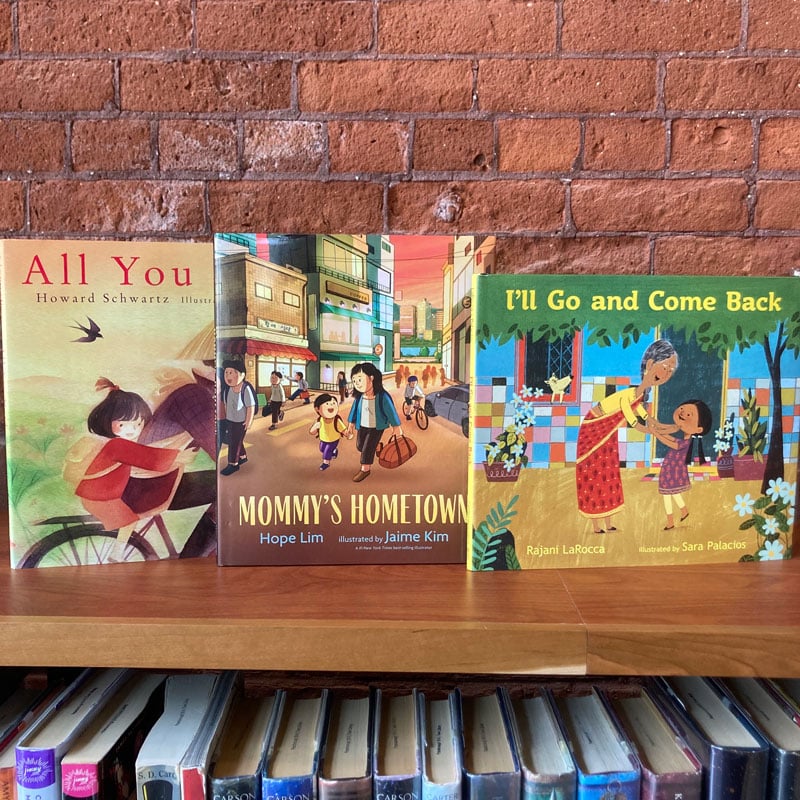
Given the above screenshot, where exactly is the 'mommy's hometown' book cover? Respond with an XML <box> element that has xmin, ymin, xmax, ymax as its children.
<box><xmin>0</xmin><ymin>239</ymin><xmax>217</xmax><ymax>568</ymax></box>
<box><xmin>468</xmin><ymin>273</ymin><xmax>800</xmax><ymax>570</ymax></box>
<box><xmin>214</xmin><ymin>234</ymin><xmax>495</xmax><ymax>565</ymax></box>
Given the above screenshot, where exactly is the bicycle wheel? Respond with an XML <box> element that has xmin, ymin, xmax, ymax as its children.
<box><xmin>18</xmin><ymin>525</ymin><xmax>158</xmax><ymax>568</ymax></box>
<box><xmin>415</xmin><ymin>406</ymin><xmax>429</xmax><ymax>430</ymax></box>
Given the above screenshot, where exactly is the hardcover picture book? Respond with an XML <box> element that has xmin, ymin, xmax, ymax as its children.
<box><xmin>467</xmin><ymin>273</ymin><xmax>800</xmax><ymax>570</ymax></box>
<box><xmin>213</xmin><ymin>233</ymin><xmax>496</xmax><ymax>565</ymax></box>
<box><xmin>0</xmin><ymin>239</ymin><xmax>217</xmax><ymax>568</ymax></box>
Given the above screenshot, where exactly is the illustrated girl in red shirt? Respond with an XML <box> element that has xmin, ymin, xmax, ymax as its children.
<box><xmin>75</xmin><ymin>377</ymin><xmax>192</xmax><ymax>559</ymax></box>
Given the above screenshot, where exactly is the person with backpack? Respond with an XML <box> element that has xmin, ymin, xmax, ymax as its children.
<box><xmin>219</xmin><ymin>359</ymin><xmax>257</xmax><ymax>476</ymax></box>
<box><xmin>309</xmin><ymin>393</ymin><xmax>351</xmax><ymax>471</ymax></box>
<box><xmin>267</xmin><ymin>370</ymin><xmax>286</xmax><ymax>430</ymax></box>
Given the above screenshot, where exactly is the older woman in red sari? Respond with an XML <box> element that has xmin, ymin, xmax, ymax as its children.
<box><xmin>576</xmin><ymin>339</ymin><xmax>678</xmax><ymax>533</ymax></box>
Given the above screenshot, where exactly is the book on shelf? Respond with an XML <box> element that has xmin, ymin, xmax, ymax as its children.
<box><xmin>373</xmin><ymin>690</ymin><xmax>421</xmax><ymax>800</ymax></box>
<box><xmin>263</xmin><ymin>690</ymin><xmax>329</xmax><ymax>800</ymax></box>
<box><xmin>318</xmin><ymin>692</ymin><xmax>373</xmax><ymax>800</ymax></box>
<box><xmin>460</xmin><ymin>690</ymin><xmax>520</xmax><ymax>800</ymax></box>
<box><xmin>656</xmin><ymin>676</ymin><xmax>770</xmax><ymax>800</ymax></box>
<box><xmin>208</xmin><ymin>690</ymin><xmax>280</xmax><ymax>800</ymax></box>
<box><xmin>0</xmin><ymin>681</ymin><xmax>72</xmax><ymax>800</ymax></box>
<box><xmin>135</xmin><ymin>672</ymin><xmax>222</xmax><ymax>800</ymax></box>
<box><xmin>15</xmin><ymin>669</ymin><xmax>132</xmax><ymax>800</ymax></box>
<box><xmin>419</xmin><ymin>690</ymin><xmax>463</xmax><ymax>800</ymax></box>
<box><xmin>467</xmin><ymin>272</ymin><xmax>800</xmax><ymax>570</ymax></box>
<box><xmin>551</xmin><ymin>687</ymin><xmax>640</xmax><ymax>800</ymax></box>
<box><xmin>61</xmin><ymin>672</ymin><xmax>166</xmax><ymax>800</ymax></box>
<box><xmin>504</xmin><ymin>687</ymin><xmax>575</xmax><ymax>800</ymax></box>
<box><xmin>0</xmin><ymin>679</ymin><xmax>66</xmax><ymax>753</ymax></box>
<box><xmin>0</xmin><ymin>238</ymin><xmax>217</xmax><ymax>568</ymax></box>
<box><xmin>213</xmin><ymin>233</ymin><xmax>496</xmax><ymax>565</ymax></box>
<box><xmin>719</xmin><ymin>677</ymin><xmax>800</xmax><ymax>800</ymax></box>
<box><xmin>599</xmin><ymin>684</ymin><xmax>701</xmax><ymax>800</ymax></box>
<box><xmin>179</xmin><ymin>672</ymin><xmax>238</xmax><ymax>800</ymax></box>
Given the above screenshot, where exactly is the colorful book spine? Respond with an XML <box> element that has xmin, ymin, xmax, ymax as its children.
<box><xmin>16</xmin><ymin>670</ymin><xmax>131</xmax><ymax>800</ymax></box>
<box><xmin>419</xmin><ymin>691</ymin><xmax>463</xmax><ymax>800</ymax></box>
<box><xmin>373</xmin><ymin>691</ymin><xmax>421</xmax><ymax>800</ymax></box>
<box><xmin>179</xmin><ymin>672</ymin><xmax>238</xmax><ymax>800</ymax></box>
<box><xmin>318</xmin><ymin>693</ymin><xmax>373</xmax><ymax>800</ymax></box>
<box><xmin>135</xmin><ymin>673</ymin><xmax>221</xmax><ymax>800</ymax></box>
<box><xmin>61</xmin><ymin>672</ymin><xmax>166</xmax><ymax>800</ymax></box>
<box><xmin>262</xmin><ymin>691</ymin><xmax>329</xmax><ymax>800</ymax></box>
<box><xmin>460</xmin><ymin>690</ymin><xmax>520</xmax><ymax>800</ymax></box>
<box><xmin>656</xmin><ymin>676</ymin><xmax>770</xmax><ymax>800</ymax></box>
<box><xmin>504</xmin><ymin>688</ymin><xmax>575</xmax><ymax>800</ymax></box>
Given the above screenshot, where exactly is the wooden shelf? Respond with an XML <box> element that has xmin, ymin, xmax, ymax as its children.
<box><xmin>1</xmin><ymin>554</ymin><xmax>798</xmax><ymax>677</ymax></box>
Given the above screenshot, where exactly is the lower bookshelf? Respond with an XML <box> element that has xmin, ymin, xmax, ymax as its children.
<box><xmin>1</xmin><ymin>554</ymin><xmax>800</xmax><ymax>677</ymax></box>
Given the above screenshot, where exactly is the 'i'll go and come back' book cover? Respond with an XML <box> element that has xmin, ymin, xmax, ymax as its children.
<box><xmin>468</xmin><ymin>273</ymin><xmax>799</xmax><ymax>570</ymax></box>
<box><xmin>0</xmin><ymin>239</ymin><xmax>216</xmax><ymax>568</ymax></box>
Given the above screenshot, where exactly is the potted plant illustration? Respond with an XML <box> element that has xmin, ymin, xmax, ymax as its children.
<box><xmin>733</xmin><ymin>388</ymin><xmax>768</xmax><ymax>482</ymax></box>
<box><xmin>713</xmin><ymin>412</ymin><xmax>735</xmax><ymax>478</ymax></box>
<box><xmin>483</xmin><ymin>386</ymin><xmax>536</xmax><ymax>482</ymax></box>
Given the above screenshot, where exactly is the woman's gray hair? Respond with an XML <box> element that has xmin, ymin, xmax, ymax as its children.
<box><xmin>640</xmin><ymin>338</ymin><xmax>678</xmax><ymax>378</ymax></box>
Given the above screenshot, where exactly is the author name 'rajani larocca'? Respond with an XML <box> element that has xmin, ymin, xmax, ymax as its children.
<box><xmin>238</xmin><ymin>492</ymin><xmax>466</xmax><ymax>527</ymax></box>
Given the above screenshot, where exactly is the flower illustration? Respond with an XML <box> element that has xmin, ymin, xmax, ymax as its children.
<box><xmin>733</xmin><ymin>493</ymin><xmax>755</xmax><ymax>517</ymax></box>
<box><xmin>484</xmin><ymin>384</ymin><xmax>537</xmax><ymax>473</ymax></box>
<box><xmin>759</xmin><ymin>540</ymin><xmax>785</xmax><ymax>561</ymax></box>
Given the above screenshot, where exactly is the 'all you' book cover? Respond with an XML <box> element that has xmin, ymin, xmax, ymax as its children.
<box><xmin>468</xmin><ymin>273</ymin><xmax>799</xmax><ymax>570</ymax></box>
<box><xmin>0</xmin><ymin>239</ymin><xmax>216</xmax><ymax>568</ymax></box>
<box><xmin>214</xmin><ymin>233</ymin><xmax>495</xmax><ymax>565</ymax></box>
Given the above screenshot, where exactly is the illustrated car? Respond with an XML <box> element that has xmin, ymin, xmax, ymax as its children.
<box><xmin>424</xmin><ymin>383</ymin><xmax>469</xmax><ymax>437</ymax></box>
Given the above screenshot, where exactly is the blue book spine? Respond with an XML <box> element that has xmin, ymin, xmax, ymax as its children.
<box><xmin>263</xmin><ymin>775</ymin><xmax>315</xmax><ymax>800</ymax></box>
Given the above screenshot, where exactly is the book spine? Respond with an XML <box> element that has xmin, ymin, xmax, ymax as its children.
<box><xmin>0</xmin><ymin>765</ymin><xmax>15</xmax><ymax>800</ymax></box>
<box><xmin>209</xmin><ymin>776</ymin><xmax>259</xmax><ymax>800</ymax></box>
<box><xmin>640</xmin><ymin>770</ymin><xmax>702</xmax><ymax>800</ymax></box>
<box><xmin>463</xmin><ymin>771</ymin><xmax>518</xmax><ymax>800</ymax></box>
<box><xmin>374</xmin><ymin>775</ymin><xmax>420</xmax><ymax>800</ymax></box>
<box><xmin>318</xmin><ymin>776</ymin><xmax>371</xmax><ymax>800</ymax></box>
<box><xmin>16</xmin><ymin>747</ymin><xmax>58</xmax><ymax>800</ymax></box>
<box><xmin>263</xmin><ymin>775</ymin><xmax>315</xmax><ymax>800</ymax></box>
<box><xmin>62</xmin><ymin>762</ymin><xmax>101</xmax><ymax>800</ymax></box>
<box><xmin>521</xmin><ymin>777</ymin><xmax>572</xmax><ymax>800</ymax></box>
<box><xmin>180</xmin><ymin>767</ymin><xmax>206</xmax><ymax>800</ymax></box>
<box><xmin>706</xmin><ymin>747</ymin><xmax>768</xmax><ymax>800</ymax></box>
<box><xmin>137</xmin><ymin>769</ymin><xmax>179</xmax><ymax>800</ymax></box>
<box><xmin>421</xmin><ymin>778</ymin><xmax>460</xmax><ymax>800</ymax></box>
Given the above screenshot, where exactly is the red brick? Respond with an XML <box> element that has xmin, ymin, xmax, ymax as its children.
<box><xmin>755</xmin><ymin>181</ymin><xmax>800</xmax><ymax>230</ymax></box>
<box><xmin>379</xmin><ymin>0</ymin><xmax>555</xmax><ymax>55</ymax></box>
<box><xmin>655</xmin><ymin>235</ymin><xmax>800</xmax><ymax>276</ymax></box>
<box><xmin>749</xmin><ymin>0</ymin><xmax>800</xmax><ymax>50</ymax></box>
<box><xmin>670</xmin><ymin>118</ymin><xmax>753</xmax><ymax>172</ymax></box>
<box><xmin>0</xmin><ymin>3</ymin><xmax>12</xmax><ymax>51</ymax></box>
<box><xmin>413</xmin><ymin>120</ymin><xmax>494</xmax><ymax>172</ymax></box>
<box><xmin>388</xmin><ymin>180</ymin><xmax>564</xmax><ymax>233</ymax></box>
<box><xmin>299</xmin><ymin>60</ymin><xmax>473</xmax><ymax>113</ymax></box>
<box><xmin>329</xmin><ymin>121</ymin><xmax>409</xmax><ymax>174</ymax></box>
<box><xmin>0</xmin><ymin>182</ymin><xmax>25</xmax><ymax>232</ymax></box>
<box><xmin>72</xmin><ymin>120</ymin><xmax>151</xmax><ymax>172</ymax></box>
<box><xmin>479</xmin><ymin>59</ymin><xmax>656</xmax><ymax>113</ymax></box>
<box><xmin>19</xmin><ymin>0</ymin><xmax>191</xmax><ymax>53</ymax></box>
<box><xmin>243</xmin><ymin>122</ymin><xmax>325</xmax><ymax>174</ymax></box>
<box><xmin>197</xmin><ymin>0</ymin><xmax>372</xmax><ymax>53</ymax></box>
<box><xmin>0</xmin><ymin>60</ymin><xmax>113</xmax><ymax>111</ymax></box>
<box><xmin>562</xmin><ymin>0</ymin><xmax>740</xmax><ymax>53</ymax></box>
<box><xmin>0</xmin><ymin>121</ymin><xmax>65</xmax><ymax>171</ymax></box>
<box><xmin>759</xmin><ymin>118</ymin><xmax>800</xmax><ymax>171</ymax></box>
<box><xmin>497</xmin><ymin>119</ymin><xmax>580</xmax><ymax>172</ymax></box>
<box><xmin>494</xmin><ymin>236</ymin><xmax>650</xmax><ymax>274</ymax></box>
<box><xmin>121</xmin><ymin>60</ymin><xmax>292</xmax><ymax>113</ymax></box>
<box><xmin>30</xmin><ymin>180</ymin><xmax>205</xmax><ymax>232</ymax></box>
<box><xmin>666</xmin><ymin>58</ymin><xmax>800</xmax><ymax>112</ymax></box>
<box><xmin>209</xmin><ymin>180</ymin><xmax>384</xmax><ymax>232</ymax></box>
<box><xmin>584</xmin><ymin>119</ymin><xmax>665</xmax><ymax>171</ymax></box>
<box><xmin>571</xmin><ymin>178</ymin><xmax>748</xmax><ymax>231</ymax></box>
<box><xmin>159</xmin><ymin>120</ymin><xmax>238</xmax><ymax>173</ymax></box>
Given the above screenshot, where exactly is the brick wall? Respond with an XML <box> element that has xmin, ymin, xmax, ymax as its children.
<box><xmin>1</xmin><ymin>0</ymin><xmax>799</xmax><ymax>274</ymax></box>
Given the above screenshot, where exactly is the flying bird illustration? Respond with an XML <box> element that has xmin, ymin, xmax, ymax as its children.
<box><xmin>70</xmin><ymin>317</ymin><xmax>103</xmax><ymax>343</ymax></box>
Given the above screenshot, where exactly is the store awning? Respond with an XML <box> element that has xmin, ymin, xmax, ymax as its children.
<box><xmin>219</xmin><ymin>337</ymin><xmax>318</xmax><ymax>361</ymax></box>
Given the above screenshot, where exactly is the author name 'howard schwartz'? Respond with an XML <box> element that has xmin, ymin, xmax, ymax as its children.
<box><xmin>238</xmin><ymin>493</ymin><xmax>466</xmax><ymax>527</ymax></box>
